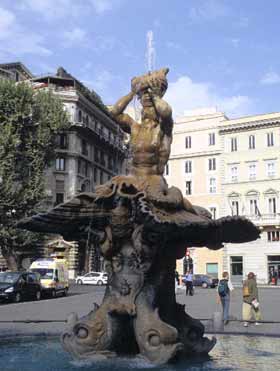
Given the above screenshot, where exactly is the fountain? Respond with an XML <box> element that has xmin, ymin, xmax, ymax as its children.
<box><xmin>18</xmin><ymin>68</ymin><xmax>260</xmax><ymax>365</ymax></box>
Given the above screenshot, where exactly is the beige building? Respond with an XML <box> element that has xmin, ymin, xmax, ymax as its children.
<box><xmin>220</xmin><ymin>112</ymin><xmax>280</xmax><ymax>284</ymax></box>
<box><xmin>169</xmin><ymin>107</ymin><xmax>280</xmax><ymax>284</ymax></box>
<box><xmin>167</xmin><ymin>108</ymin><xmax>227</xmax><ymax>278</ymax></box>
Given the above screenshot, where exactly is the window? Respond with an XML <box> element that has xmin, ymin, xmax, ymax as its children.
<box><xmin>185</xmin><ymin>136</ymin><xmax>191</xmax><ymax>149</ymax></box>
<box><xmin>85</xmin><ymin>115</ymin><xmax>89</xmax><ymax>126</ymax></box>
<box><xmin>248</xmin><ymin>163</ymin><xmax>256</xmax><ymax>180</ymax></box>
<box><xmin>267</xmin><ymin>132</ymin><xmax>274</xmax><ymax>147</ymax></box>
<box><xmin>267</xmin><ymin>230</ymin><xmax>280</xmax><ymax>242</ymax></box>
<box><xmin>85</xmin><ymin>162</ymin><xmax>89</xmax><ymax>177</ymax></box>
<box><xmin>164</xmin><ymin>163</ymin><xmax>169</xmax><ymax>176</ymax></box>
<box><xmin>94</xmin><ymin>149</ymin><xmax>100</xmax><ymax>163</ymax></box>
<box><xmin>185</xmin><ymin>160</ymin><xmax>192</xmax><ymax>173</ymax></box>
<box><xmin>56</xmin><ymin>134</ymin><xmax>68</xmax><ymax>149</ymax></box>
<box><xmin>209</xmin><ymin>177</ymin><xmax>216</xmax><ymax>193</ymax></box>
<box><xmin>100</xmin><ymin>151</ymin><xmax>105</xmax><ymax>166</ymax></box>
<box><xmin>108</xmin><ymin>156</ymin><xmax>113</xmax><ymax>170</ymax></box>
<box><xmin>55</xmin><ymin>193</ymin><xmax>64</xmax><ymax>205</ymax></box>
<box><xmin>209</xmin><ymin>133</ymin><xmax>215</xmax><ymax>146</ymax></box>
<box><xmin>94</xmin><ymin>167</ymin><xmax>97</xmax><ymax>182</ymax></box>
<box><xmin>231</xmin><ymin>137</ymin><xmax>237</xmax><ymax>152</ymax></box>
<box><xmin>55</xmin><ymin>157</ymin><xmax>65</xmax><ymax>171</ymax></box>
<box><xmin>230</xmin><ymin>166</ymin><xmax>238</xmax><ymax>182</ymax></box>
<box><xmin>78</xmin><ymin>110</ymin><xmax>82</xmax><ymax>122</ymax></box>
<box><xmin>231</xmin><ymin>200</ymin><xmax>239</xmax><ymax>216</ymax></box>
<box><xmin>208</xmin><ymin>158</ymin><xmax>216</xmax><ymax>171</ymax></box>
<box><xmin>100</xmin><ymin>171</ymin><xmax>103</xmax><ymax>184</ymax></box>
<box><xmin>77</xmin><ymin>159</ymin><xmax>81</xmax><ymax>174</ymax></box>
<box><xmin>206</xmin><ymin>263</ymin><xmax>218</xmax><ymax>278</ymax></box>
<box><xmin>185</xmin><ymin>181</ymin><xmax>192</xmax><ymax>195</ymax></box>
<box><xmin>230</xmin><ymin>256</ymin><xmax>243</xmax><ymax>276</ymax></box>
<box><xmin>81</xmin><ymin>139</ymin><xmax>88</xmax><ymax>156</ymax></box>
<box><xmin>249</xmin><ymin>135</ymin><xmax>255</xmax><ymax>149</ymax></box>
<box><xmin>267</xmin><ymin>161</ymin><xmax>276</xmax><ymax>177</ymax></box>
<box><xmin>209</xmin><ymin>207</ymin><xmax>217</xmax><ymax>219</ymax></box>
<box><xmin>249</xmin><ymin>199</ymin><xmax>259</xmax><ymax>215</ymax></box>
<box><xmin>268</xmin><ymin>197</ymin><xmax>277</xmax><ymax>214</ymax></box>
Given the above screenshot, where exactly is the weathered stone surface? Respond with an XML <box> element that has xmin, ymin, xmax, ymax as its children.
<box><xmin>18</xmin><ymin>68</ymin><xmax>260</xmax><ymax>364</ymax></box>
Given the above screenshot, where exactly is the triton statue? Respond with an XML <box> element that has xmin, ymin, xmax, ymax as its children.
<box><xmin>18</xmin><ymin>68</ymin><xmax>259</xmax><ymax>364</ymax></box>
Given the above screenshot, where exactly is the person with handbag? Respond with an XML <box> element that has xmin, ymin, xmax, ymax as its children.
<box><xmin>242</xmin><ymin>272</ymin><xmax>262</xmax><ymax>327</ymax></box>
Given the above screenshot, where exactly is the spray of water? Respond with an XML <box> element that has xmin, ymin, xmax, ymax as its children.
<box><xmin>145</xmin><ymin>30</ymin><xmax>156</xmax><ymax>72</ymax></box>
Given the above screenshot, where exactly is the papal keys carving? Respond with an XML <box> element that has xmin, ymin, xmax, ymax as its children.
<box><xmin>18</xmin><ymin>68</ymin><xmax>259</xmax><ymax>364</ymax></box>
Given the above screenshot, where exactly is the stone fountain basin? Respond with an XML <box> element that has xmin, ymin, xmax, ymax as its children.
<box><xmin>1</xmin><ymin>334</ymin><xmax>280</xmax><ymax>371</ymax></box>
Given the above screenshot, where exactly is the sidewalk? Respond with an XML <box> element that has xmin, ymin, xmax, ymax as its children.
<box><xmin>0</xmin><ymin>287</ymin><xmax>280</xmax><ymax>338</ymax></box>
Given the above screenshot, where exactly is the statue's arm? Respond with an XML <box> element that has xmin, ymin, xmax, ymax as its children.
<box><xmin>152</xmin><ymin>95</ymin><xmax>173</xmax><ymax>135</ymax></box>
<box><xmin>110</xmin><ymin>91</ymin><xmax>137</xmax><ymax>133</ymax></box>
<box><xmin>113</xmin><ymin>113</ymin><xmax>135</xmax><ymax>134</ymax></box>
<box><xmin>110</xmin><ymin>91</ymin><xmax>135</xmax><ymax>116</ymax></box>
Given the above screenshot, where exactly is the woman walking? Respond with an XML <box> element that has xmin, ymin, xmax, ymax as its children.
<box><xmin>243</xmin><ymin>272</ymin><xmax>261</xmax><ymax>327</ymax></box>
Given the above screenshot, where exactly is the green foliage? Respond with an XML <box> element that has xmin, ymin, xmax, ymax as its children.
<box><xmin>0</xmin><ymin>80</ymin><xmax>70</xmax><ymax>268</ymax></box>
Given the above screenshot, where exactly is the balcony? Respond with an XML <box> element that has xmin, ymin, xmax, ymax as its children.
<box><xmin>245</xmin><ymin>213</ymin><xmax>280</xmax><ymax>227</ymax></box>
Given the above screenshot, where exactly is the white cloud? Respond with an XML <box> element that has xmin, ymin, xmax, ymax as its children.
<box><xmin>165</xmin><ymin>75</ymin><xmax>253</xmax><ymax>118</ymax></box>
<box><xmin>231</xmin><ymin>38</ymin><xmax>240</xmax><ymax>48</ymax></box>
<box><xmin>63</xmin><ymin>27</ymin><xmax>88</xmax><ymax>46</ymax></box>
<box><xmin>0</xmin><ymin>6</ymin><xmax>51</xmax><ymax>57</ymax></box>
<box><xmin>188</xmin><ymin>0</ymin><xmax>229</xmax><ymax>22</ymax></box>
<box><xmin>20</xmin><ymin>0</ymin><xmax>115</xmax><ymax>20</ymax></box>
<box><xmin>90</xmin><ymin>0</ymin><xmax>113</xmax><ymax>14</ymax></box>
<box><xmin>20</xmin><ymin>0</ymin><xmax>85</xmax><ymax>20</ymax></box>
<box><xmin>260</xmin><ymin>71</ymin><xmax>280</xmax><ymax>85</ymax></box>
<box><xmin>0</xmin><ymin>7</ymin><xmax>15</xmax><ymax>36</ymax></box>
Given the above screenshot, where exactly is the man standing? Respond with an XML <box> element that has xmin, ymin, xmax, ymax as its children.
<box><xmin>184</xmin><ymin>270</ymin><xmax>193</xmax><ymax>296</ymax></box>
<box><xmin>217</xmin><ymin>271</ymin><xmax>234</xmax><ymax>325</ymax></box>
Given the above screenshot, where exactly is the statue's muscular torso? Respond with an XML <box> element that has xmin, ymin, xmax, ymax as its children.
<box><xmin>130</xmin><ymin>118</ymin><xmax>171</xmax><ymax>176</ymax></box>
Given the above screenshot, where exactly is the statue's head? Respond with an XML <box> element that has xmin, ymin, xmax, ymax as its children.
<box><xmin>131</xmin><ymin>68</ymin><xmax>169</xmax><ymax>99</ymax></box>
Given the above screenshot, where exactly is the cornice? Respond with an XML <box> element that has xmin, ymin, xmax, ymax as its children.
<box><xmin>219</xmin><ymin>118</ymin><xmax>280</xmax><ymax>134</ymax></box>
<box><xmin>169</xmin><ymin>149</ymin><xmax>222</xmax><ymax>159</ymax></box>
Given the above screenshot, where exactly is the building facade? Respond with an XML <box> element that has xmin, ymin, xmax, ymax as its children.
<box><xmin>0</xmin><ymin>64</ymin><xmax>126</xmax><ymax>276</ymax></box>
<box><xmin>169</xmin><ymin>108</ymin><xmax>280</xmax><ymax>284</ymax></box>
<box><xmin>30</xmin><ymin>67</ymin><xmax>126</xmax><ymax>278</ymax></box>
<box><xmin>220</xmin><ymin>112</ymin><xmax>280</xmax><ymax>284</ymax></box>
<box><xmin>167</xmin><ymin>108</ymin><xmax>226</xmax><ymax>278</ymax></box>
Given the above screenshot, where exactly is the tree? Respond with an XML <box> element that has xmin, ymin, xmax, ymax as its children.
<box><xmin>0</xmin><ymin>80</ymin><xmax>70</xmax><ymax>270</ymax></box>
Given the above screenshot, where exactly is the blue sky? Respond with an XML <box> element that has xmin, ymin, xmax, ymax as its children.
<box><xmin>0</xmin><ymin>0</ymin><xmax>280</xmax><ymax>118</ymax></box>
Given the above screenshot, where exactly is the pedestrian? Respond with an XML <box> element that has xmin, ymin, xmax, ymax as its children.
<box><xmin>242</xmin><ymin>272</ymin><xmax>262</xmax><ymax>327</ymax></box>
<box><xmin>184</xmin><ymin>270</ymin><xmax>193</xmax><ymax>296</ymax></box>
<box><xmin>175</xmin><ymin>270</ymin><xmax>180</xmax><ymax>285</ymax></box>
<box><xmin>217</xmin><ymin>271</ymin><xmax>234</xmax><ymax>325</ymax></box>
<box><xmin>273</xmin><ymin>271</ymin><xmax>278</xmax><ymax>286</ymax></box>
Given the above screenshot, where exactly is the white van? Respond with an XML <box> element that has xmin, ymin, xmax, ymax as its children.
<box><xmin>29</xmin><ymin>258</ymin><xmax>69</xmax><ymax>297</ymax></box>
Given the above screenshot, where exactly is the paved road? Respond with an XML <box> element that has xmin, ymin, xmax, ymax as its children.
<box><xmin>0</xmin><ymin>284</ymin><xmax>280</xmax><ymax>336</ymax></box>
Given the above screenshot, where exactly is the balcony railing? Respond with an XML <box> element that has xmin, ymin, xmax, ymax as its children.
<box><xmin>244</xmin><ymin>213</ymin><xmax>280</xmax><ymax>226</ymax></box>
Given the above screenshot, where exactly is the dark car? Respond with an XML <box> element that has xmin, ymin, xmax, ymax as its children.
<box><xmin>0</xmin><ymin>271</ymin><xmax>42</xmax><ymax>303</ymax></box>
<box><xmin>193</xmin><ymin>274</ymin><xmax>219</xmax><ymax>288</ymax></box>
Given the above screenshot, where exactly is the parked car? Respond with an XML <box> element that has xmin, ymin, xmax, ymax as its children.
<box><xmin>75</xmin><ymin>272</ymin><xmax>108</xmax><ymax>286</ymax></box>
<box><xmin>0</xmin><ymin>271</ymin><xmax>42</xmax><ymax>303</ymax></box>
<box><xmin>192</xmin><ymin>274</ymin><xmax>218</xmax><ymax>288</ymax></box>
